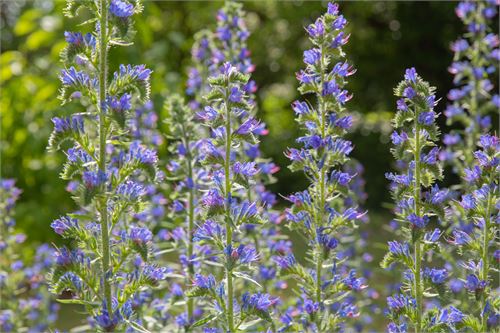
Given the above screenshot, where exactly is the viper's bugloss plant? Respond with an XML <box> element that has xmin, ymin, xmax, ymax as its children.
<box><xmin>48</xmin><ymin>0</ymin><xmax>165</xmax><ymax>331</ymax></box>
<box><xmin>278</xmin><ymin>3</ymin><xmax>366</xmax><ymax>331</ymax></box>
<box><xmin>382</xmin><ymin>68</ymin><xmax>462</xmax><ymax>333</ymax></box>
<box><xmin>448</xmin><ymin>134</ymin><xmax>499</xmax><ymax>332</ymax></box>
<box><xmin>187</xmin><ymin>63</ymin><xmax>277</xmax><ymax>332</ymax></box>
<box><xmin>0</xmin><ymin>180</ymin><xmax>59</xmax><ymax>332</ymax></box>
<box><xmin>442</xmin><ymin>0</ymin><xmax>499</xmax><ymax>172</ymax></box>
<box><xmin>162</xmin><ymin>94</ymin><xmax>206</xmax><ymax>328</ymax></box>
<box><xmin>182</xmin><ymin>4</ymin><xmax>285</xmax><ymax>332</ymax></box>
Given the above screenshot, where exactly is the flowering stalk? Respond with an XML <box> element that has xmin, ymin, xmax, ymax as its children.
<box><xmin>449</xmin><ymin>134</ymin><xmax>499</xmax><ymax>332</ymax></box>
<box><xmin>49</xmin><ymin>0</ymin><xmax>166</xmax><ymax>331</ymax></box>
<box><xmin>279</xmin><ymin>3</ymin><xmax>366</xmax><ymax>331</ymax></box>
<box><xmin>163</xmin><ymin>94</ymin><xmax>203</xmax><ymax>326</ymax></box>
<box><xmin>442</xmin><ymin>0</ymin><xmax>499</xmax><ymax>172</ymax></box>
<box><xmin>382</xmin><ymin>68</ymin><xmax>460</xmax><ymax>332</ymax></box>
<box><xmin>187</xmin><ymin>63</ymin><xmax>277</xmax><ymax>332</ymax></box>
<box><xmin>0</xmin><ymin>180</ymin><xmax>59</xmax><ymax>332</ymax></box>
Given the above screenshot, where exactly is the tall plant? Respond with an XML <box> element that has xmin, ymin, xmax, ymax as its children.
<box><xmin>382</xmin><ymin>68</ymin><xmax>463</xmax><ymax>333</ymax></box>
<box><xmin>187</xmin><ymin>63</ymin><xmax>277</xmax><ymax>332</ymax></box>
<box><xmin>48</xmin><ymin>0</ymin><xmax>165</xmax><ymax>330</ymax></box>
<box><xmin>278</xmin><ymin>3</ymin><xmax>366</xmax><ymax>331</ymax></box>
<box><xmin>0</xmin><ymin>180</ymin><xmax>59</xmax><ymax>332</ymax></box>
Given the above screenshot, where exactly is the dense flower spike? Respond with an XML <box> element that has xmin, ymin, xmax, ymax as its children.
<box><xmin>279</xmin><ymin>3</ymin><xmax>366</xmax><ymax>331</ymax></box>
<box><xmin>382</xmin><ymin>69</ymin><xmax>456</xmax><ymax>332</ymax></box>
<box><xmin>0</xmin><ymin>180</ymin><xmax>59</xmax><ymax>332</ymax></box>
<box><xmin>185</xmin><ymin>63</ymin><xmax>277</xmax><ymax>332</ymax></box>
<box><xmin>448</xmin><ymin>134</ymin><xmax>499</xmax><ymax>332</ymax></box>
<box><xmin>442</xmin><ymin>0</ymin><xmax>499</xmax><ymax>171</ymax></box>
<box><xmin>49</xmin><ymin>0</ymin><xmax>164</xmax><ymax>331</ymax></box>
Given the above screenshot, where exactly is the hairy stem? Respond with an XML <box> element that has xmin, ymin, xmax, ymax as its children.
<box><xmin>480</xmin><ymin>174</ymin><xmax>493</xmax><ymax>331</ymax></box>
<box><xmin>224</xmin><ymin>91</ymin><xmax>235</xmax><ymax>332</ymax></box>
<box><xmin>98</xmin><ymin>0</ymin><xmax>112</xmax><ymax>317</ymax></box>
<box><xmin>182</xmin><ymin>122</ymin><xmax>195</xmax><ymax>323</ymax></box>
<box><xmin>413</xmin><ymin>111</ymin><xmax>422</xmax><ymax>333</ymax></box>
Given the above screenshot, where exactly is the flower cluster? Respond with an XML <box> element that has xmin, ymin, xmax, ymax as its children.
<box><xmin>442</xmin><ymin>0</ymin><xmax>499</xmax><ymax>171</ymax></box>
<box><xmin>277</xmin><ymin>3</ymin><xmax>367</xmax><ymax>331</ymax></box>
<box><xmin>0</xmin><ymin>180</ymin><xmax>59</xmax><ymax>332</ymax></box>
<box><xmin>48</xmin><ymin>0</ymin><xmax>165</xmax><ymax>331</ymax></box>
<box><xmin>382</xmin><ymin>68</ymin><xmax>462</xmax><ymax>332</ymax></box>
<box><xmin>448</xmin><ymin>135</ymin><xmax>499</xmax><ymax>332</ymax></box>
<box><xmin>185</xmin><ymin>63</ymin><xmax>278</xmax><ymax>332</ymax></box>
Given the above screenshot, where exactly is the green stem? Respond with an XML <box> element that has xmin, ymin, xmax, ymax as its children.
<box><xmin>480</xmin><ymin>174</ymin><xmax>493</xmax><ymax>331</ymax></box>
<box><xmin>413</xmin><ymin>112</ymin><xmax>422</xmax><ymax>333</ymax></box>
<box><xmin>314</xmin><ymin>44</ymin><xmax>327</xmax><ymax>331</ymax></box>
<box><xmin>224</xmin><ymin>91</ymin><xmax>235</xmax><ymax>332</ymax></box>
<box><xmin>98</xmin><ymin>0</ymin><xmax>112</xmax><ymax>317</ymax></box>
<box><xmin>182</xmin><ymin>123</ymin><xmax>195</xmax><ymax>324</ymax></box>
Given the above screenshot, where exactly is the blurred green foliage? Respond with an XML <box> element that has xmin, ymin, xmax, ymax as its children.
<box><xmin>0</xmin><ymin>1</ymin><xmax>488</xmax><ymax>247</ymax></box>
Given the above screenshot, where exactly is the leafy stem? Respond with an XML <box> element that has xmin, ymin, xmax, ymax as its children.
<box><xmin>98</xmin><ymin>0</ymin><xmax>112</xmax><ymax>317</ymax></box>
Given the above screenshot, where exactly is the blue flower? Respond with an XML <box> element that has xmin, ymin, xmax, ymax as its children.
<box><xmin>418</xmin><ymin>111</ymin><xmax>435</xmax><ymax>125</ymax></box>
<box><xmin>52</xmin><ymin>116</ymin><xmax>85</xmax><ymax>134</ymax></box>
<box><xmin>242</xmin><ymin>292</ymin><xmax>278</xmax><ymax>311</ymax></box>
<box><xmin>303</xmin><ymin>48</ymin><xmax>321</xmax><ymax>65</ymax></box>
<box><xmin>388</xmin><ymin>241</ymin><xmax>410</xmax><ymax>256</ymax></box>
<box><xmin>407</xmin><ymin>213</ymin><xmax>429</xmax><ymax>228</ymax></box>
<box><xmin>438</xmin><ymin>306</ymin><xmax>464</xmax><ymax>324</ymax></box>
<box><xmin>424</xmin><ymin>268</ymin><xmax>448</xmax><ymax>284</ymax></box>
<box><xmin>274</xmin><ymin>254</ymin><xmax>297</xmax><ymax>270</ymax></box>
<box><xmin>129</xmin><ymin>227</ymin><xmax>152</xmax><ymax>245</ymax></box>
<box><xmin>404</xmin><ymin>67</ymin><xmax>417</xmax><ymax>82</ymax></box>
<box><xmin>387</xmin><ymin>294</ymin><xmax>416</xmax><ymax>311</ymax></box>
<box><xmin>51</xmin><ymin>216</ymin><xmax>78</xmax><ymax>235</ymax></box>
<box><xmin>116</xmin><ymin>181</ymin><xmax>145</xmax><ymax>200</ymax></box>
<box><xmin>109</xmin><ymin>0</ymin><xmax>134</xmax><ymax>18</ymax></box>
<box><xmin>193</xmin><ymin>274</ymin><xmax>216</xmax><ymax>289</ymax></box>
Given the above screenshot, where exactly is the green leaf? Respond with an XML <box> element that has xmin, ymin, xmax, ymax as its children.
<box><xmin>232</xmin><ymin>271</ymin><xmax>262</xmax><ymax>288</ymax></box>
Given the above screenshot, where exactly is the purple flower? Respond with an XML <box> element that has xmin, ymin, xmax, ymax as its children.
<box><xmin>235</xmin><ymin>118</ymin><xmax>260</xmax><ymax>135</ymax></box>
<box><xmin>343</xmin><ymin>270</ymin><xmax>365</xmax><ymax>291</ymax></box>
<box><xmin>438</xmin><ymin>306</ymin><xmax>464</xmax><ymax>324</ymax></box>
<box><xmin>424</xmin><ymin>267</ymin><xmax>448</xmax><ymax>284</ymax></box>
<box><xmin>115</xmin><ymin>64</ymin><xmax>151</xmax><ymax>81</ymax></box>
<box><xmin>274</xmin><ymin>254</ymin><xmax>296</xmax><ymax>270</ymax></box>
<box><xmin>225</xmin><ymin>244</ymin><xmax>259</xmax><ymax>264</ymax></box>
<box><xmin>193</xmin><ymin>274</ymin><xmax>216</xmax><ymax>289</ymax></box>
<box><xmin>110</xmin><ymin>0</ymin><xmax>134</xmax><ymax>17</ymax></box>
<box><xmin>143</xmin><ymin>265</ymin><xmax>168</xmax><ymax>283</ymax></box>
<box><xmin>303</xmin><ymin>299</ymin><xmax>319</xmax><ymax>314</ymax></box>
<box><xmin>407</xmin><ymin>213</ymin><xmax>429</xmax><ymax>228</ymax></box>
<box><xmin>387</xmin><ymin>294</ymin><xmax>416</xmax><ymax>311</ymax></box>
<box><xmin>403</xmin><ymin>87</ymin><xmax>416</xmax><ymax>99</ymax></box>
<box><xmin>388</xmin><ymin>241</ymin><xmax>410</xmax><ymax>256</ymax></box>
<box><xmin>330</xmin><ymin>170</ymin><xmax>353</xmax><ymax>186</ymax></box>
<box><xmin>404</xmin><ymin>67</ymin><xmax>417</xmax><ymax>83</ymax></box>
<box><xmin>242</xmin><ymin>292</ymin><xmax>278</xmax><ymax>311</ymax></box>
<box><xmin>391</xmin><ymin>131</ymin><xmax>408</xmax><ymax>146</ymax></box>
<box><xmin>424</xmin><ymin>228</ymin><xmax>441</xmax><ymax>243</ymax></box>
<box><xmin>292</xmin><ymin>101</ymin><xmax>311</xmax><ymax>115</ymax></box>
<box><xmin>52</xmin><ymin>115</ymin><xmax>85</xmax><ymax>134</ymax></box>
<box><xmin>51</xmin><ymin>216</ymin><xmax>78</xmax><ymax>235</ymax></box>
<box><xmin>117</xmin><ymin>181</ymin><xmax>145</xmax><ymax>200</ymax></box>
<box><xmin>418</xmin><ymin>111</ymin><xmax>434</xmax><ymax>125</ymax></box>
<box><xmin>465</xmin><ymin>274</ymin><xmax>487</xmax><ymax>292</ymax></box>
<box><xmin>306</xmin><ymin>19</ymin><xmax>324</xmax><ymax>38</ymax></box>
<box><xmin>193</xmin><ymin>220</ymin><xmax>224</xmax><ymax>242</ymax></box>
<box><xmin>229</xmin><ymin>87</ymin><xmax>243</xmax><ymax>103</ymax></box>
<box><xmin>201</xmin><ymin>189</ymin><xmax>224</xmax><ymax>208</ymax></box>
<box><xmin>303</xmin><ymin>48</ymin><xmax>321</xmax><ymax>65</ymax></box>
<box><xmin>82</xmin><ymin>170</ymin><xmax>106</xmax><ymax>189</ymax></box>
<box><xmin>129</xmin><ymin>227</ymin><xmax>153</xmax><ymax>245</ymax></box>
